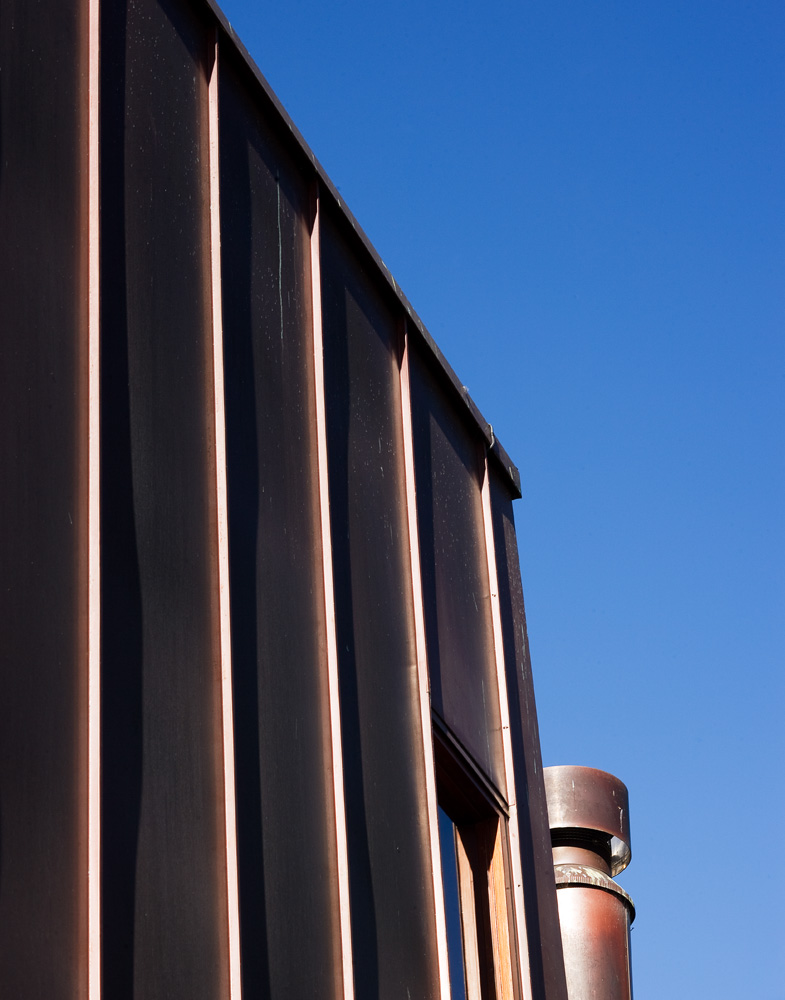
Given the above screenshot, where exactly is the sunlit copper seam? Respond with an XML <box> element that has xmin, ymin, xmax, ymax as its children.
<box><xmin>87</xmin><ymin>0</ymin><xmax>101</xmax><ymax>992</ymax></box>
<box><xmin>208</xmin><ymin>31</ymin><xmax>243</xmax><ymax>999</ymax></box>
<box><xmin>398</xmin><ymin>321</ymin><xmax>453</xmax><ymax>1000</ymax></box>
<box><xmin>480</xmin><ymin>456</ymin><xmax>534</xmax><ymax>1000</ymax></box>
<box><xmin>309</xmin><ymin>182</ymin><xmax>355</xmax><ymax>1000</ymax></box>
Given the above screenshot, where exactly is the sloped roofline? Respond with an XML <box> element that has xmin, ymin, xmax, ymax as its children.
<box><xmin>199</xmin><ymin>0</ymin><xmax>522</xmax><ymax>497</ymax></box>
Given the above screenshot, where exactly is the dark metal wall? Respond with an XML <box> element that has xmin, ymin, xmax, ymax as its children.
<box><xmin>410</xmin><ymin>348</ymin><xmax>505</xmax><ymax>792</ymax></box>
<box><xmin>489</xmin><ymin>470</ymin><xmax>570</xmax><ymax>1000</ymax></box>
<box><xmin>100</xmin><ymin>0</ymin><xmax>232</xmax><ymax>995</ymax></box>
<box><xmin>0</xmin><ymin>0</ymin><xmax>567</xmax><ymax>997</ymax></box>
<box><xmin>321</xmin><ymin>210</ymin><xmax>441</xmax><ymax>999</ymax></box>
<box><xmin>0</xmin><ymin>1</ymin><xmax>88</xmax><ymax>995</ymax></box>
<box><xmin>219</xmin><ymin>50</ymin><xmax>342</xmax><ymax>1000</ymax></box>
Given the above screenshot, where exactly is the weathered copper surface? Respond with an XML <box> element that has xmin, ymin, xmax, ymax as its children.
<box><xmin>1</xmin><ymin>0</ymin><xmax>569</xmax><ymax>994</ymax></box>
<box><xmin>545</xmin><ymin>766</ymin><xmax>635</xmax><ymax>1000</ymax></box>
<box><xmin>554</xmin><ymin>874</ymin><xmax>633</xmax><ymax>1000</ymax></box>
<box><xmin>544</xmin><ymin>765</ymin><xmax>631</xmax><ymax>875</ymax></box>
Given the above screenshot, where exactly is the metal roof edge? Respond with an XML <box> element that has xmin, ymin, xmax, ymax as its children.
<box><xmin>200</xmin><ymin>0</ymin><xmax>522</xmax><ymax>499</ymax></box>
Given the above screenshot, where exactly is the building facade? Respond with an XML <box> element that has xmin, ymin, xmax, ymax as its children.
<box><xmin>0</xmin><ymin>1</ymin><xmax>633</xmax><ymax>997</ymax></box>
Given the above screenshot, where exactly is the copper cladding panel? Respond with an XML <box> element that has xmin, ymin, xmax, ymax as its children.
<box><xmin>0</xmin><ymin>0</ymin><xmax>568</xmax><ymax>995</ymax></box>
<box><xmin>488</xmin><ymin>469</ymin><xmax>569</xmax><ymax>1000</ymax></box>
<box><xmin>218</xmin><ymin>53</ymin><xmax>343</xmax><ymax>998</ymax></box>
<box><xmin>100</xmin><ymin>0</ymin><xmax>230</xmax><ymax>994</ymax></box>
<box><xmin>320</xmin><ymin>209</ymin><xmax>441</xmax><ymax>1000</ymax></box>
<box><xmin>0</xmin><ymin>0</ymin><xmax>88</xmax><ymax>995</ymax></box>
<box><xmin>409</xmin><ymin>349</ymin><xmax>505</xmax><ymax>791</ymax></box>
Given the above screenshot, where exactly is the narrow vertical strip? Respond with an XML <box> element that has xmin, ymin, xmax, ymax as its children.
<box><xmin>87</xmin><ymin>0</ymin><xmax>101</xmax><ymax>993</ymax></box>
<box><xmin>207</xmin><ymin>30</ymin><xmax>243</xmax><ymax>1000</ymax></box>
<box><xmin>481</xmin><ymin>454</ymin><xmax>534</xmax><ymax>1000</ymax></box>
<box><xmin>309</xmin><ymin>182</ymin><xmax>355</xmax><ymax>1000</ymax></box>
<box><xmin>399</xmin><ymin>322</ymin><xmax>452</xmax><ymax>1000</ymax></box>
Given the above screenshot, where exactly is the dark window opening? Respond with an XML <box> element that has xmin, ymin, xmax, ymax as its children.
<box><xmin>439</xmin><ymin>806</ymin><xmax>469</xmax><ymax>1000</ymax></box>
<box><xmin>435</xmin><ymin>730</ymin><xmax>520</xmax><ymax>1000</ymax></box>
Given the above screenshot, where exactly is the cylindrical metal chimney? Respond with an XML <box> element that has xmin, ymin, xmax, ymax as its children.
<box><xmin>544</xmin><ymin>765</ymin><xmax>635</xmax><ymax>1000</ymax></box>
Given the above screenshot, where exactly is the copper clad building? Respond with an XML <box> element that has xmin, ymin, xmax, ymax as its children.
<box><xmin>0</xmin><ymin>1</ymin><xmax>633</xmax><ymax>997</ymax></box>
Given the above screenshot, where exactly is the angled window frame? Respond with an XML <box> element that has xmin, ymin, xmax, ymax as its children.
<box><xmin>433</xmin><ymin>718</ymin><xmax>521</xmax><ymax>1000</ymax></box>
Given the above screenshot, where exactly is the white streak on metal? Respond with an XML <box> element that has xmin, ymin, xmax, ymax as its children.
<box><xmin>310</xmin><ymin>184</ymin><xmax>355</xmax><ymax>1000</ymax></box>
<box><xmin>208</xmin><ymin>34</ymin><xmax>243</xmax><ymax>999</ymax></box>
<box><xmin>481</xmin><ymin>455</ymin><xmax>534</xmax><ymax>1000</ymax></box>
<box><xmin>399</xmin><ymin>322</ymin><xmax>452</xmax><ymax>1000</ymax></box>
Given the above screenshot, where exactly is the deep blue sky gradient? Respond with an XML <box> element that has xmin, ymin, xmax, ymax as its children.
<box><xmin>217</xmin><ymin>1</ymin><xmax>784</xmax><ymax>995</ymax></box>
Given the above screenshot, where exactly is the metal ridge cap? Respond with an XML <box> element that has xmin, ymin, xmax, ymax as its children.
<box><xmin>197</xmin><ymin>0</ymin><xmax>522</xmax><ymax>499</ymax></box>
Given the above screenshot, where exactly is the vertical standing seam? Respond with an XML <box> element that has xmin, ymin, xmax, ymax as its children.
<box><xmin>480</xmin><ymin>454</ymin><xmax>534</xmax><ymax>1000</ymax></box>
<box><xmin>309</xmin><ymin>181</ymin><xmax>356</xmax><ymax>1000</ymax></box>
<box><xmin>207</xmin><ymin>30</ymin><xmax>243</xmax><ymax>1000</ymax></box>
<box><xmin>398</xmin><ymin>321</ymin><xmax>453</xmax><ymax>1000</ymax></box>
<box><xmin>87</xmin><ymin>0</ymin><xmax>102</xmax><ymax>992</ymax></box>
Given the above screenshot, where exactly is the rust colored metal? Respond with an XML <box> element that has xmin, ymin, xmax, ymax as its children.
<box><xmin>1</xmin><ymin>0</ymin><xmax>580</xmax><ymax>992</ymax></box>
<box><xmin>544</xmin><ymin>766</ymin><xmax>634</xmax><ymax>1000</ymax></box>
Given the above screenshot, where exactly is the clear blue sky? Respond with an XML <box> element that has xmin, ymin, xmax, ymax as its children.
<box><xmin>217</xmin><ymin>1</ymin><xmax>784</xmax><ymax>995</ymax></box>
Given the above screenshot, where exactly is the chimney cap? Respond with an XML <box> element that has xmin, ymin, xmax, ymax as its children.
<box><xmin>544</xmin><ymin>765</ymin><xmax>631</xmax><ymax>876</ymax></box>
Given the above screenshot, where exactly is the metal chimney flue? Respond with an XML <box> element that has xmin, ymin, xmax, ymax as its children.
<box><xmin>544</xmin><ymin>766</ymin><xmax>635</xmax><ymax>1000</ymax></box>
